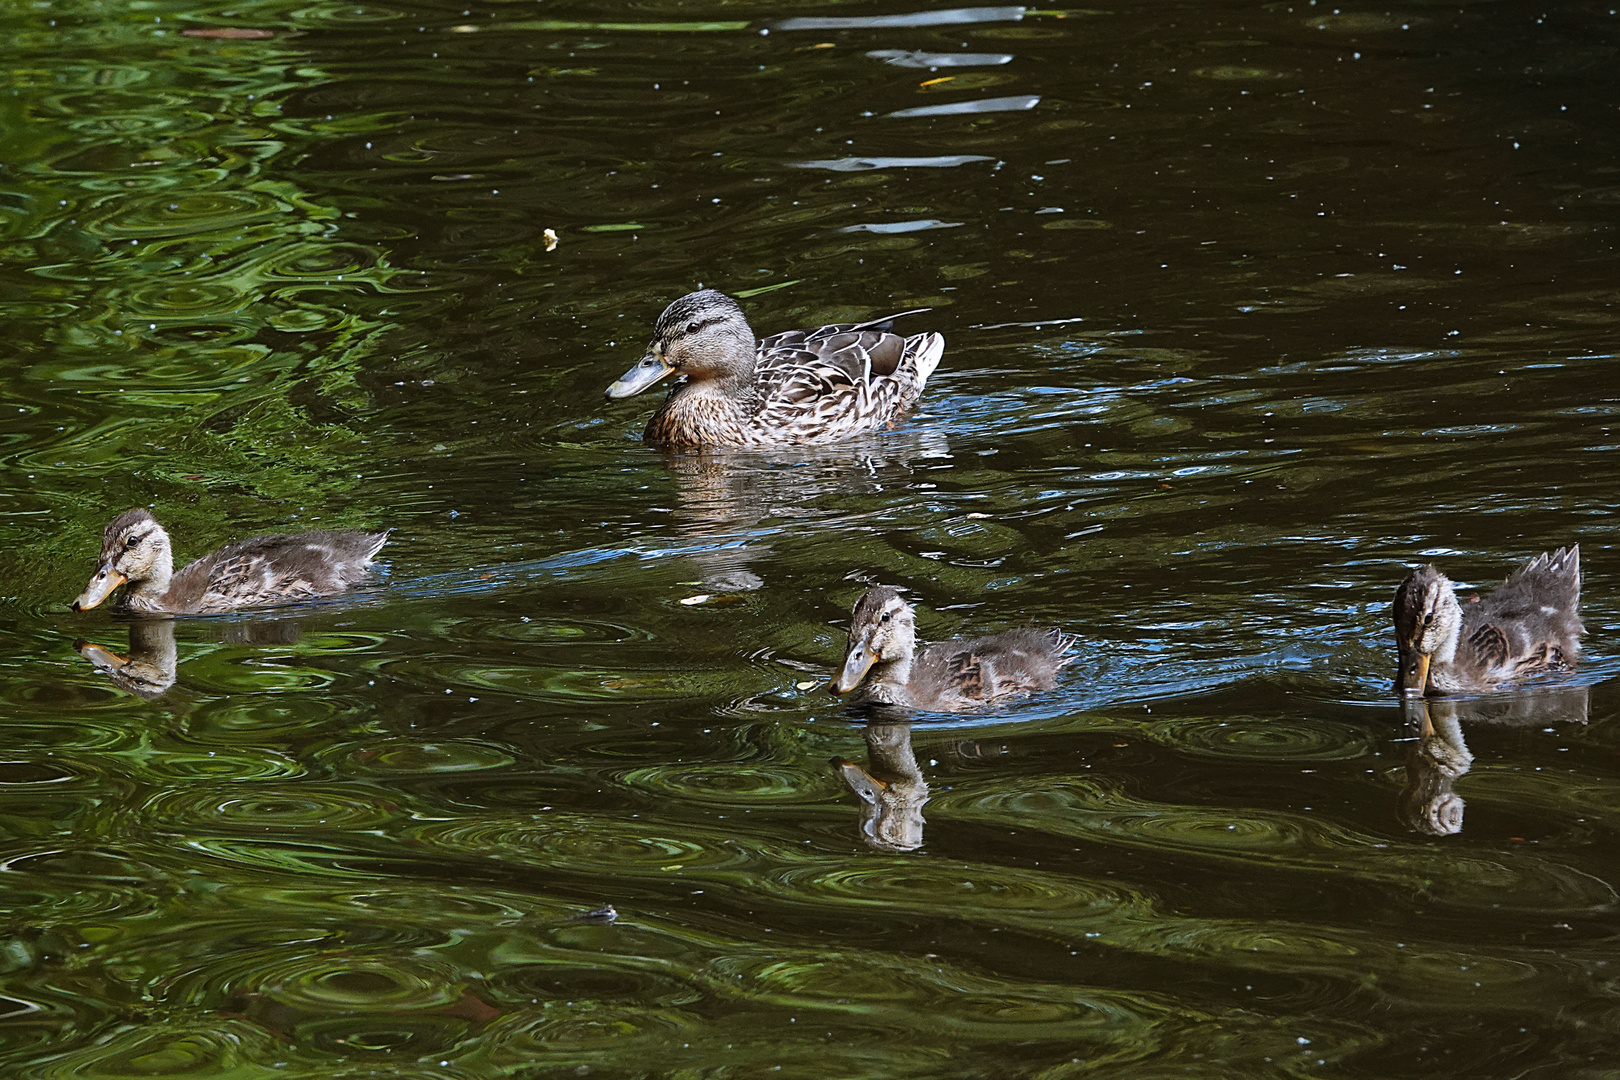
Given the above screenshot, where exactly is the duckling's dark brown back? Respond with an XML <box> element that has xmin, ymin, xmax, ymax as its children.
<box><xmin>1459</xmin><ymin>545</ymin><xmax>1582</xmax><ymax>680</ymax></box>
<box><xmin>171</xmin><ymin>529</ymin><xmax>390</xmax><ymax>612</ymax></box>
<box><xmin>911</xmin><ymin>627</ymin><xmax>1073</xmax><ymax>710</ymax></box>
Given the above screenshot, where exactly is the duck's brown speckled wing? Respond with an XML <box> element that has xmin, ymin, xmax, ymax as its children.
<box><xmin>168</xmin><ymin>530</ymin><xmax>389</xmax><ymax>613</ymax></box>
<box><xmin>750</xmin><ymin>319</ymin><xmax>942</xmax><ymax>443</ymax></box>
<box><xmin>759</xmin><ymin>324</ymin><xmax>909</xmax><ymax>378</ymax></box>
<box><xmin>1455</xmin><ymin>545</ymin><xmax>1582</xmax><ymax>685</ymax></box>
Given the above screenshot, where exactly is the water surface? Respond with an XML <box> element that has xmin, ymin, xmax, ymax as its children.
<box><xmin>2</xmin><ymin>0</ymin><xmax>1619</xmax><ymax>1076</ymax></box>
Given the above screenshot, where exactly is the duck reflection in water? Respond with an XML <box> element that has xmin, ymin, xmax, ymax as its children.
<box><xmin>75</xmin><ymin>616</ymin><xmax>304</xmax><ymax>700</ymax></box>
<box><xmin>663</xmin><ymin>431</ymin><xmax>952</xmax><ymax>593</ymax></box>
<box><xmin>833</xmin><ymin>723</ymin><xmax>929</xmax><ymax>852</ymax></box>
<box><xmin>1398</xmin><ymin>686</ymin><xmax>1590</xmax><ymax>837</ymax></box>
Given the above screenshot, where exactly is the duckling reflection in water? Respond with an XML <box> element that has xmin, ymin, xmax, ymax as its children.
<box><xmin>1397</xmin><ymin>699</ymin><xmax>1474</xmax><ymax>837</ymax></box>
<box><xmin>75</xmin><ymin>618</ymin><xmax>179</xmax><ymax>700</ymax></box>
<box><xmin>831</xmin><ymin>586</ymin><xmax>1073</xmax><ymax>711</ymax></box>
<box><xmin>1393</xmin><ymin>547</ymin><xmax>1582</xmax><ymax>697</ymax></box>
<box><xmin>73</xmin><ymin>508</ymin><xmax>389</xmax><ymax>615</ymax></box>
<box><xmin>1397</xmin><ymin>687</ymin><xmax>1590</xmax><ymax>837</ymax></box>
<box><xmin>75</xmin><ymin>617</ymin><xmax>305</xmax><ymax>699</ymax></box>
<box><xmin>833</xmin><ymin>724</ymin><xmax>929</xmax><ymax>852</ymax></box>
<box><xmin>605</xmin><ymin>289</ymin><xmax>944</xmax><ymax>449</ymax></box>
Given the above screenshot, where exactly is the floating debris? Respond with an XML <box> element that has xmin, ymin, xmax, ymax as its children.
<box><xmin>567</xmin><ymin>904</ymin><xmax>618</xmax><ymax>924</ymax></box>
<box><xmin>888</xmin><ymin>94</ymin><xmax>1040</xmax><ymax>119</ymax></box>
<box><xmin>543</xmin><ymin>228</ymin><xmax>559</xmax><ymax>252</ymax></box>
<box><xmin>773</xmin><ymin>7</ymin><xmax>1026</xmax><ymax>31</ymax></box>
<box><xmin>868</xmin><ymin>49</ymin><xmax>1013</xmax><ymax>68</ymax></box>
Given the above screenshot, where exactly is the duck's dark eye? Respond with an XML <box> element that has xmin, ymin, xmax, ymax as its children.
<box><xmin>880</xmin><ymin>611</ymin><xmax>891</xmax><ymax>623</ymax></box>
<box><xmin>124</xmin><ymin>535</ymin><xmax>140</xmax><ymax>549</ymax></box>
<box><xmin>686</xmin><ymin>320</ymin><xmax>700</xmax><ymax>335</ymax></box>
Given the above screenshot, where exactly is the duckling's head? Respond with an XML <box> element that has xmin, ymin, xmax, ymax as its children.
<box><xmin>606</xmin><ymin>289</ymin><xmax>757</xmax><ymax>399</ymax></box>
<box><xmin>1393</xmin><ymin>564</ymin><xmax>1463</xmax><ymax>694</ymax></box>
<box><xmin>833</xmin><ymin>586</ymin><xmax>918</xmax><ymax>694</ymax></box>
<box><xmin>73</xmin><ymin>509</ymin><xmax>174</xmax><ymax>611</ymax></box>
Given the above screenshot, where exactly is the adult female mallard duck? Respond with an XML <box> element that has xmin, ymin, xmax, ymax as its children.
<box><xmin>1393</xmin><ymin>546</ymin><xmax>1582</xmax><ymax>696</ymax></box>
<box><xmin>605</xmin><ymin>289</ymin><xmax>944</xmax><ymax>448</ymax></box>
<box><xmin>72</xmin><ymin>508</ymin><xmax>390</xmax><ymax>615</ymax></box>
<box><xmin>830</xmin><ymin>586</ymin><xmax>1073</xmax><ymax>711</ymax></box>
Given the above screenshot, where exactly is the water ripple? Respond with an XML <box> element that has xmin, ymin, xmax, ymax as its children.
<box><xmin>147</xmin><ymin>784</ymin><xmax>401</xmax><ymax>832</ymax></box>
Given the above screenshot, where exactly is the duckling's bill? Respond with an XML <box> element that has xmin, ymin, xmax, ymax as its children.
<box><xmin>606</xmin><ymin>346</ymin><xmax>675</xmax><ymax>399</ymax></box>
<box><xmin>833</xmin><ymin>639</ymin><xmax>878</xmax><ymax>694</ymax></box>
<box><xmin>1400</xmin><ymin>652</ymin><xmax>1431</xmax><ymax>696</ymax></box>
<box><xmin>73</xmin><ymin>563</ymin><xmax>126</xmax><ymax>611</ymax></box>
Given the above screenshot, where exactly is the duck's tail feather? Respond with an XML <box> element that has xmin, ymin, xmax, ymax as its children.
<box><xmin>908</xmin><ymin>332</ymin><xmax>945</xmax><ymax>388</ymax></box>
<box><xmin>847</xmin><ymin>307</ymin><xmax>933</xmax><ymax>333</ymax></box>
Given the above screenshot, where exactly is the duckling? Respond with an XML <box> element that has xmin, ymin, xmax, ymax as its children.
<box><xmin>1393</xmin><ymin>546</ymin><xmax>1582</xmax><ymax>696</ymax></box>
<box><xmin>831</xmin><ymin>586</ymin><xmax>1073</xmax><ymax>711</ymax></box>
<box><xmin>72</xmin><ymin>508</ymin><xmax>389</xmax><ymax>615</ymax></box>
<box><xmin>605</xmin><ymin>289</ymin><xmax>944</xmax><ymax>448</ymax></box>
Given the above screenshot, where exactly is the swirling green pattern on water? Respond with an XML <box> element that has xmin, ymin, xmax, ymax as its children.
<box><xmin>2</xmin><ymin>0</ymin><xmax>1620</xmax><ymax>1077</ymax></box>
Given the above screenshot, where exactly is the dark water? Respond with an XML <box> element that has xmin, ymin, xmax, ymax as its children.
<box><xmin>3</xmin><ymin>0</ymin><xmax>1619</xmax><ymax>1075</ymax></box>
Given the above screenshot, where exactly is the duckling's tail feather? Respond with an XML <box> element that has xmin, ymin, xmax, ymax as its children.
<box><xmin>1049</xmin><ymin>627</ymin><xmax>1078</xmax><ymax>667</ymax></box>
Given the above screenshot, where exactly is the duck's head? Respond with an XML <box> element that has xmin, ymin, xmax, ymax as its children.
<box><xmin>1393</xmin><ymin>564</ymin><xmax>1463</xmax><ymax>694</ymax></box>
<box><xmin>606</xmin><ymin>289</ymin><xmax>757</xmax><ymax>399</ymax></box>
<box><xmin>832</xmin><ymin>586</ymin><xmax>918</xmax><ymax>694</ymax></box>
<box><xmin>73</xmin><ymin>509</ymin><xmax>173</xmax><ymax>611</ymax></box>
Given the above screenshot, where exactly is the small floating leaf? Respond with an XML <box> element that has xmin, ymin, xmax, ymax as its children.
<box><xmin>735</xmin><ymin>279</ymin><xmax>803</xmax><ymax>298</ymax></box>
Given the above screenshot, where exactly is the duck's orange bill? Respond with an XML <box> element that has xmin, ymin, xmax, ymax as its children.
<box><xmin>73</xmin><ymin>563</ymin><xmax>126</xmax><ymax>611</ymax></box>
